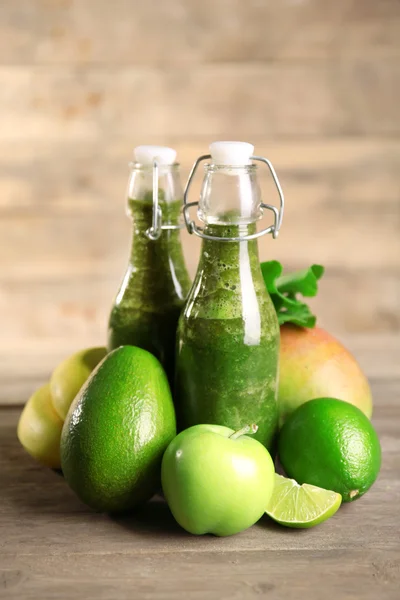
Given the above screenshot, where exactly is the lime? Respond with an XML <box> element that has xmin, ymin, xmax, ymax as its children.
<box><xmin>265</xmin><ymin>474</ymin><xmax>342</xmax><ymax>528</ymax></box>
<box><xmin>279</xmin><ymin>398</ymin><xmax>381</xmax><ymax>502</ymax></box>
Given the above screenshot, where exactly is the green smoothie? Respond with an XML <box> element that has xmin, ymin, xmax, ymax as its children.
<box><xmin>175</xmin><ymin>223</ymin><xmax>279</xmax><ymax>451</ymax></box>
<box><xmin>108</xmin><ymin>195</ymin><xmax>191</xmax><ymax>385</ymax></box>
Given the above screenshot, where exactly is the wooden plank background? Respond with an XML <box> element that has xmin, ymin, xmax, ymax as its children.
<box><xmin>0</xmin><ymin>0</ymin><xmax>399</xmax><ymax>403</ymax></box>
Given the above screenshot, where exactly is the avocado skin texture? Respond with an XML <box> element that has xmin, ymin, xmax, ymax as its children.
<box><xmin>61</xmin><ymin>345</ymin><xmax>176</xmax><ymax>513</ymax></box>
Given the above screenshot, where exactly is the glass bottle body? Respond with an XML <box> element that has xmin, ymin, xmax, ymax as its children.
<box><xmin>175</xmin><ymin>165</ymin><xmax>280</xmax><ymax>451</ymax></box>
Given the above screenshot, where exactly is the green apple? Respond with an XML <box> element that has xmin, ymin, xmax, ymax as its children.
<box><xmin>161</xmin><ymin>424</ymin><xmax>275</xmax><ymax>536</ymax></box>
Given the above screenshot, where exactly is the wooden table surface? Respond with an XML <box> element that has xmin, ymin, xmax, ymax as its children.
<box><xmin>1</xmin><ymin>377</ymin><xmax>399</xmax><ymax>600</ymax></box>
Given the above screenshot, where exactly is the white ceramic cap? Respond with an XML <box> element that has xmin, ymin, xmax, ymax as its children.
<box><xmin>134</xmin><ymin>145</ymin><xmax>177</xmax><ymax>166</ymax></box>
<box><xmin>209</xmin><ymin>141</ymin><xmax>254</xmax><ymax>166</ymax></box>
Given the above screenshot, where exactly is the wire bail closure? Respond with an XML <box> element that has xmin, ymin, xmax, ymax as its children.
<box><xmin>145</xmin><ymin>159</ymin><xmax>184</xmax><ymax>241</ymax></box>
<box><xmin>183</xmin><ymin>154</ymin><xmax>285</xmax><ymax>242</ymax></box>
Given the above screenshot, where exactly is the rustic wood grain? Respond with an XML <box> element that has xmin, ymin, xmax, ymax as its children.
<box><xmin>1</xmin><ymin>61</ymin><xmax>399</xmax><ymax>141</ymax></box>
<box><xmin>0</xmin><ymin>64</ymin><xmax>346</xmax><ymax>140</ymax></box>
<box><xmin>337</xmin><ymin>0</ymin><xmax>400</xmax><ymax>60</ymax></box>
<box><xmin>1</xmin><ymin>0</ymin><xmax>399</xmax><ymax>65</ymax></box>
<box><xmin>1</xmin><ymin>549</ymin><xmax>399</xmax><ymax>600</ymax></box>
<box><xmin>0</xmin><ymin>377</ymin><xmax>399</xmax><ymax>599</ymax></box>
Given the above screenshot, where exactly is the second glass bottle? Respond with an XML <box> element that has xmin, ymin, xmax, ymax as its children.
<box><xmin>108</xmin><ymin>145</ymin><xmax>191</xmax><ymax>385</ymax></box>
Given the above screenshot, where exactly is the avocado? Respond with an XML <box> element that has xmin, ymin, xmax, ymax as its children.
<box><xmin>60</xmin><ymin>345</ymin><xmax>176</xmax><ymax>512</ymax></box>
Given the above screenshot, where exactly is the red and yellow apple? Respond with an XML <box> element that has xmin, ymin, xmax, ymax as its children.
<box><xmin>278</xmin><ymin>324</ymin><xmax>373</xmax><ymax>426</ymax></box>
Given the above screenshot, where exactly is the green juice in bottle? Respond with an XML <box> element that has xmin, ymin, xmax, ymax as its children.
<box><xmin>175</xmin><ymin>141</ymin><xmax>285</xmax><ymax>451</ymax></box>
<box><xmin>108</xmin><ymin>146</ymin><xmax>191</xmax><ymax>384</ymax></box>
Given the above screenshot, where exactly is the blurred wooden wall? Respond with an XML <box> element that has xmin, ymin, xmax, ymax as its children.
<box><xmin>0</xmin><ymin>0</ymin><xmax>399</xmax><ymax>402</ymax></box>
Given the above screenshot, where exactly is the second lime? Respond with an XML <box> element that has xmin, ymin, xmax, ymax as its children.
<box><xmin>278</xmin><ymin>398</ymin><xmax>381</xmax><ymax>502</ymax></box>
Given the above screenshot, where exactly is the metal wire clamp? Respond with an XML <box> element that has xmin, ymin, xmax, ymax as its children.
<box><xmin>145</xmin><ymin>159</ymin><xmax>185</xmax><ymax>241</ymax></box>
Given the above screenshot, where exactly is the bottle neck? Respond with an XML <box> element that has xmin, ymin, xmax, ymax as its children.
<box><xmin>122</xmin><ymin>196</ymin><xmax>190</xmax><ymax>307</ymax></box>
<box><xmin>127</xmin><ymin>162</ymin><xmax>183</xmax><ymax>204</ymax></box>
<box><xmin>198</xmin><ymin>164</ymin><xmax>262</xmax><ymax>226</ymax></box>
<box><xmin>195</xmin><ymin>165</ymin><xmax>263</xmax><ymax>272</ymax></box>
<box><xmin>203</xmin><ymin>222</ymin><xmax>257</xmax><ymax>240</ymax></box>
<box><xmin>199</xmin><ymin>222</ymin><xmax>261</xmax><ymax>276</ymax></box>
<box><xmin>126</xmin><ymin>162</ymin><xmax>184</xmax><ymax>263</ymax></box>
<box><xmin>128</xmin><ymin>197</ymin><xmax>182</xmax><ymax>265</ymax></box>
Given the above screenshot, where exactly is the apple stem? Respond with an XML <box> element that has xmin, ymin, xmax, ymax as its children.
<box><xmin>229</xmin><ymin>424</ymin><xmax>258</xmax><ymax>440</ymax></box>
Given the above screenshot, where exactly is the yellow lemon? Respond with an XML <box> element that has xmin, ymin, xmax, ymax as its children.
<box><xmin>17</xmin><ymin>384</ymin><xmax>63</xmax><ymax>469</ymax></box>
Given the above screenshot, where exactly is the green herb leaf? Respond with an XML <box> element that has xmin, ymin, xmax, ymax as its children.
<box><xmin>275</xmin><ymin>264</ymin><xmax>324</xmax><ymax>297</ymax></box>
<box><xmin>260</xmin><ymin>261</ymin><xmax>283</xmax><ymax>294</ymax></box>
<box><xmin>277</xmin><ymin>303</ymin><xmax>317</xmax><ymax>328</ymax></box>
<box><xmin>260</xmin><ymin>261</ymin><xmax>324</xmax><ymax>328</ymax></box>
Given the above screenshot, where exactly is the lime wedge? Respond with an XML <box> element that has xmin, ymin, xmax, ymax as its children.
<box><xmin>265</xmin><ymin>474</ymin><xmax>342</xmax><ymax>528</ymax></box>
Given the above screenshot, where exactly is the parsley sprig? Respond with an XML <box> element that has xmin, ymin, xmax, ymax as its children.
<box><xmin>261</xmin><ymin>262</ymin><xmax>324</xmax><ymax>328</ymax></box>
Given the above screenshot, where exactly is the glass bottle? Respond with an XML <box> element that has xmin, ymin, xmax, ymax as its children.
<box><xmin>108</xmin><ymin>145</ymin><xmax>191</xmax><ymax>385</ymax></box>
<box><xmin>175</xmin><ymin>141</ymin><xmax>285</xmax><ymax>451</ymax></box>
